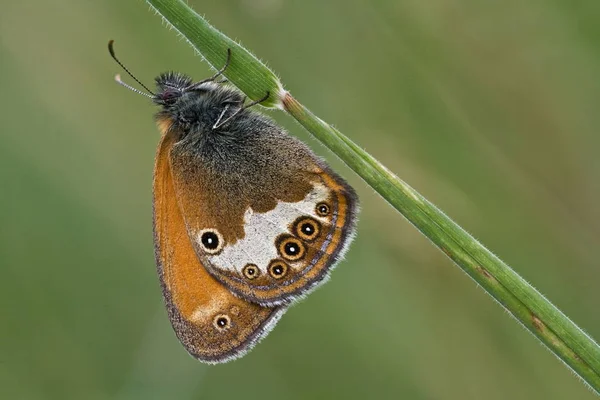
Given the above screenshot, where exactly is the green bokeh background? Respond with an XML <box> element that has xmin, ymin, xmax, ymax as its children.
<box><xmin>1</xmin><ymin>1</ymin><xmax>599</xmax><ymax>399</ymax></box>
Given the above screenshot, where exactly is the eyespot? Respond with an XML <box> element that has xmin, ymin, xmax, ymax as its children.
<box><xmin>294</xmin><ymin>217</ymin><xmax>321</xmax><ymax>242</ymax></box>
<box><xmin>316</xmin><ymin>202</ymin><xmax>331</xmax><ymax>217</ymax></box>
<box><xmin>277</xmin><ymin>235</ymin><xmax>305</xmax><ymax>261</ymax></box>
<box><xmin>198</xmin><ymin>229</ymin><xmax>224</xmax><ymax>254</ymax></box>
<box><xmin>213</xmin><ymin>314</ymin><xmax>231</xmax><ymax>331</ymax></box>
<box><xmin>242</xmin><ymin>264</ymin><xmax>259</xmax><ymax>280</ymax></box>
<box><xmin>268</xmin><ymin>260</ymin><xmax>289</xmax><ymax>279</ymax></box>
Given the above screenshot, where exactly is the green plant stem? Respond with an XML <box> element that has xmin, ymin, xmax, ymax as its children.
<box><xmin>146</xmin><ymin>0</ymin><xmax>600</xmax><ymax>393</ymax></box>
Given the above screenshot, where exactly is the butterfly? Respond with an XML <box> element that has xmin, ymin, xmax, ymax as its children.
<box><xmin>109</xmin><ymin>41</ymin><xmax>359</xmax><ymax>363</ymax></box>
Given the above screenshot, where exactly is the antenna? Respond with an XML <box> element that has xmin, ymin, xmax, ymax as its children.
<box><xmin>108</xmin><ymin>40</ymin><xmax>155</xmax><ymax>96</ymax></box>
<box><xmin>114</xmin><ymin>74</ymin><xmax>153</xmax><ymax>99</ymax></box>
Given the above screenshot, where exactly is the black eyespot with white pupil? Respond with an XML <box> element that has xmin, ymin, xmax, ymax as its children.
<box><xmin>213</xmin><ymin>314</ymin><xmax>231</xmax><ymax>331</ymax></box>
<box><xmin>277</xmin><ymin>235</ymin><xmax>305</xmax><ymax>261</ymax></box>
<box><xmin>243</xmin><ymin>264</ymin><xmax>259</xmax><ymax>280</ymax></box>
<box><xmin>301</xmin><ymin>223</ymin><xmax>314</xmax><ymax>235</ymax></box>
<box><xmin>285</xmin><ymin>242</ymin><xmax>299</xmax><ymax>255</ymax></box>
<box><xmin>198</xmin><ymin>229</ymin><xmax>223</xmax><ymax>254</ymax></box>
<box><xmin>202</xmin><ymin>232</ymin><xmax>219</xmax><ymax>249</ymax></box>
<box><xmin>268</xmin><ymin>260</ymin><xmax>289</xmax><ymax>279</ymax></box>
<box><xmin>294</xmin><ymin>217</ymin><xmax>321</xmax><ymax>242</ymax></box>
<box><xmin>316</xmin><ymin>202</ymin><xmax>331</xmax><ymax>217</ymax></box>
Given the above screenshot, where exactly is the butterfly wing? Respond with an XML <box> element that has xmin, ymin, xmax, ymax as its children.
<box><xmin>169</xmin><ymin>117</ymin><xmax>359</xmax><ymax>307</ymax></box>
<box><xmin>153</xmin><ymin>129</ymin><xmax>285</xmax><ymax>363</ymax></box>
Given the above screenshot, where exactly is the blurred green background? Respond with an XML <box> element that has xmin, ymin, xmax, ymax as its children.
<box><xmin>1</xmin><ymin>1</ymin><xmax>599</xmax><ymax>399</ymax></box>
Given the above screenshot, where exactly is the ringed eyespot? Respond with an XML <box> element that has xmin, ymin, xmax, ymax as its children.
<box><xmin>268</xmin><ymin>260</ymin><xmax>289</xmax><ymax>279</ymax></box>
<box><xmin>294</xmin><ymin>216</ymin><xmax>321</xmax><ymax>242</ymax></box>
<box><xmin>276</xmin><ymin>235</ymin><xmax>306</xmax><ymax>261</ymax></box>
<box><xmin>198</xmin><ymin>229</ymin><xmax>224</xmax><ymax>254</ymax></box>
<box><xmin>242</xmin><ymin>264</ymin><xmax>259</xmax><ymax>280</ymax></box>
<box><xmin>316</xmin><ymin>202</ymin><xmax>331</xmax><ymax>217</ymax></box>
<box><xmin>213</xmin><ymin>314</ymin><xmax>232</xmax><ymax>331</ymax></box>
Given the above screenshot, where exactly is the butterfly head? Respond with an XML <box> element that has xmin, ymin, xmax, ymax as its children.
<box><xmin>153</xmin><ymin>72</ymin><xmax>197</xmax><ymax>108</ymax></box>
<box><xmin>153</xmin><ymin>72</ymin><xmax>240</xmax><ymax>138</ymax></box>
<box><xmin>108</xmin><ymin>41</ymin><xmax>241</xmax><ymax>135</ymax></box>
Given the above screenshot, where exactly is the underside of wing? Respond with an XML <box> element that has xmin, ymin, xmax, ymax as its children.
<box><xmin>153</xmin><ymin>130</ymin><xmax>285</xmax><ymax>363</ymax></box>
<box><xmin>168</xmin><ymin>128</ymin><xmax>359</xmax><ymax>306</ymax></box>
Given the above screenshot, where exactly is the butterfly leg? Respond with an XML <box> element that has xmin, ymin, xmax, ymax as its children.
<box><xmin>212</xmin><ymin>91</ymin><xmax>270</xmax><ymax>130</ymax></box>
<box><xmin>212</xmin><ymin>105</ymin><xmax>231</xmax><ymax>129</ymax></box>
